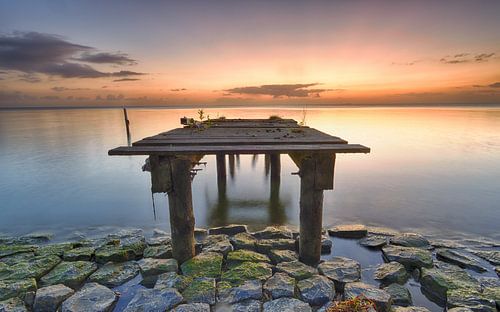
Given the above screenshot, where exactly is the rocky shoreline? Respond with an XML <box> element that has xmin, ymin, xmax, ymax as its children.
<box><xmin>0</xmin><ymin>224</ymin><xmax>499</xmax><ymax>311</ymax></box>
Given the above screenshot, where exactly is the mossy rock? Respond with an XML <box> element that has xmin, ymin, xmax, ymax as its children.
<box><xmin>143</xmin><ymin>245</ymin><xmax>172</xmax><ymax>259</ymax></box>
<box><xmin>230</xmin><ymin>232</ymin><xmax>257</xmax><ymax>250</ymax></box>
<box><xmin>89</xmin><ymin>261</ymin><xmax>140</xmax><ymax>288</ymax></box>
<box><xmin>40</xmin><ymin>261</ymin><xmax>98</xmax><ymax>289</ymax></box>
<box><xmin>0</xmin><ymin>278</ymin><xmax>37</xmax><ymax>301</ymax></box>
<box><xmin>0</xmin><ymin>254</ymin><xmax>61</xmax><ymax>280</ymax></box>
<box><xmin>95</xmin><ymin>245</ymin><xmax>136</xmax><ymax>263</ymax></box>
<box><xmin>155</xmin><ymin>272</ymin><xmax>192</xmax><ymax>291</ymax></box>
<box><xmin>35</xmin><ymin>242</ymin><xmax>74</xmax><ymax>257</ymax></box>
<box><xmin>0</xmin><ymin>253</ymin><xmax>34</xmax><ymax>266</ymax></box>
<box><xmin>0</xmin><ymin>245</ymin><xmax>37</xmax><ymax>258</ymax></box>
<box><xmin>182</xmin><ymin>277</ymin><xmax>216</xmax><ymax>304</ymax></box>
<box><xmin>255</xmin><ymin>239</ymin><xmax>296</xmax><ymax>254</ymax></box>
<box><xmin>0</xmin><ymin>297</ymin><xmax>28</xmax><ymax>311</ymax></box>
<box><xmin>276</xmin><ymin>261</ymin><xmax>318</xmax><ymax>281</ymax></box>
<box><xmin>221</xmin><ymin>262</ymin><xmax>272</xmax><ymax>286</ymax></box>
<box><xmin>63</xmin><ymin>246</ymin><xmax>95</xmax><ymax>261</ymax></box>
<box><xmin>447</xmin><ymin>287</ymin><xmax>497</xmax><ymax>311</ymax></box>
<box><xmin>226</xmin><ymin>250</ymin><xmax>270</xmax><ymax>267</ymax></box>
<box><xmin>181</xmin><ymin>252</ymin><xmax>223</xmax><ymax>279</ymax></box>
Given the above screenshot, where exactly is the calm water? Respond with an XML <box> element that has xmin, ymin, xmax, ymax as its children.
<box><xmin>0</xmin><ymin>107</ymin><xmax>499</xmax><ymax>241</ymax></box>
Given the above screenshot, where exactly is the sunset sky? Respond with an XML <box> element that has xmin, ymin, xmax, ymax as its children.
<box><xmin>0</xmin><ymin>0</ymin><xmax>499</xmax><ymax>107</ymax></box>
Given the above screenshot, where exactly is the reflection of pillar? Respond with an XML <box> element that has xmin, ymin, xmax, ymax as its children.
<box><xmin>264</xmin><ymin>154</ymin><xmax>270</xmax><ymax>177</ymax></box>
<box><xmin>290</xmin><ymin>152</ymin><xmax>336</xmax><ymax>266</ymax></box>
<box><xmin>216</xmin><ymin>154</ymin><xmax>227</xmax><ymax>196</ymax></box>
<box><xmin>251</xmin><ymin>154</ymin><xmax>258</xmax><ymax>169</ymax></box>
<box><xmin>236</xmin><ymin>154</ymin><xmax>240</xmax><ymax>169</ymax></box>
<box><xmin>269</xmin><ymin>153</ymin><xmax>286</xmax><ymax>224</ymax></box>
<box><xmin>228</xmin><ymin>154</ymin><xmax>236</xmax><ymax>181</ymax></box>
<box><xmin>212</xmin><ymin>153</ymin><xmax>228</xmax><ymax>226</ymax></box>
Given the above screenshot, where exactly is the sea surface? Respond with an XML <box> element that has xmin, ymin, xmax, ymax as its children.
<box><xmin>0</xmin><ymin>106</ymin><xmax>499</xmax><ymax>242</ymax></box>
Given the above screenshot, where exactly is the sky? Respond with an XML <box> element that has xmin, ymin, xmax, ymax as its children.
<box><xmin>0</xmin><ymin>0</ymin><xmax>499</xmax><ymax>107</ymax></box>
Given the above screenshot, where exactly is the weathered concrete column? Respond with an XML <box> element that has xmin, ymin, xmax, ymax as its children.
<box><xmin>269</xmin><ymin>153</ymin><xmax>285</xmax><ymax>224</ymax></box>
<box><xmin>228</xmin><ymin>154</ymin><xmax>236</xmax><ymax>180</ymax></box>
<box><xmin>216</xmin><ymin>154</ymin><xmax>226</xmax><ymax>196</ymax></box>
<box><xmin>290</xmin><ymin>152</ymin><xmax>336</xmax><ymax>265</ymax></box>
<box><xmin>166</xmin><ymin>156</ymin><xmax>196</xmax><ymax>263</ymax></box>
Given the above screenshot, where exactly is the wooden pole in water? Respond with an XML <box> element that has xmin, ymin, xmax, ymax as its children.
<box><xmin>228</xmin><ymin>154</ymin><xmax>236</xmax><ymax>180</ymax></box>
<box><xmin>216</xmin><ymin>154</ymin><xmax>227</xmax><ymax>196</ymax></box>
<box><xmin>166</xmin><ymin>156</ymin><xmax>196</xmax><ymax>263</ymax></box>
<box><xmin>123</xmin><ymin>107</ymin><xmax>131</xmax><ymax>146</ymax></box>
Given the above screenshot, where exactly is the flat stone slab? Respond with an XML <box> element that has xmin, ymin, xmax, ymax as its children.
<box><xmin>392</xmin><ymin>307</ymin><xmax>431</xmax><ymax>312</ymax></box>
<box><xmin>318</xmin><ymin>256</ymin><xmax>361</xmax><ymax>284</ymax></box>
<box><xmin>382</xmin><ymin>245</ymin><xmax>433</xmax><ymax>269</ymax></box>
<box><xmin>297</xmin><ymin>275</ymin><xmax>334</xmax><ymax>306</ymax></box>
<box><xmin>447</xmin><ymin>287</ymin><xmax>497</xmax><ymax>312</ymax></box>
<box><xmin>89</xmin><ymin>261</ymin><xmax>140</xmax><ymax>288</ymax></box>
<box><xmin>263</xmin><ymin>272</ymin><xmax>295</xmax><ymax>299</ymax></box>
<box><xmin>253</xmin><ymin>226</ymin><xmax>293</xmax><ymax>240</ymax></box>
<box><xmin>0</xmin><ymin>245</ymin><xmax>37</xmax><ymax>258</ymax></box>
<box><xmin>35</xmin><ymin>243</ymin><xmax>74</xmax><ymax>257</ymax></box>
<box><xmin>218</xmin><ymin>279</ymin><xmax>262</xmax><ymax>304</ymax></box>
<box><xmin>468</xmin><ymin>249</ymin><xmax>500</xmax><ymax>266</ymax></box>
<box><xmin>61</xmin><ymin>282</ymin><xmax>117</xmax><ymax>312</ymax></box>
<box><xmin>373</xmin><ymin>262</ymin><xmax>408</xmax><ymax>285</ymax></box>
<box><xmin>0</xmin><ymin>297</ymin><xmax>28</xmax><ymax>312</ymax></box>
<box><xmin>154</xmin><ymin>272</ymin><xmax>191</xmax><ymax>292</ymax></box>
<box><xmin>436</xmin><ymin>249</ymin><xmax>487</xmax><ymax>272</ymax></box>
<box><xmin>221</xmin><ymin>262</ymin><xmax>272</xmax><ymax>286</ymax></box>
<box><xmin>138</xmin><ymin>258</ymin><xmax>178</xmax><ymax>276</ymax></box>
<box><xmin>344</xmin><ymin>282</ymin><xmax>392</xmax><ymax>312</ymax></box>
<box><xmin>40</xmin><ymin>261</ymin><xmax>98</xmax><ymax>289</ymax></box>
<box><xmin>263</xmin><ymin>297</ymin><xmax>312</xmax><ymax>312</ymax></box>
<box><xmin>268</xmin><ymin>249</ymin><xmax>298</xmax><ymax>264</ymax></box>
<box><xmin>359</xmin><ymin>235</ymin><xmax>388</xmax><ymax>248</ymax></box>
<box><xmin>276</xmin><ymin>260</ymin><xmax>318</xmax><ymax>281</ymax></box>
<box><xmin>227</xmin><ymin>299</ymin><xmax>261</xmax><ymax>312</ymax></box>
<box><xmin>173</xmin><ymin>303</ymin><xmax>210</xmax><ymax>312</ymax></box>
<box><xmin>181</xmin><ymin>252</ymin><xmax>223</xmax><ymax>279</ymax></box>
<box><xmin>327</xmin><ymin>224</ymin><xmax>367</xmax><ymax>238</ymax></box>
<box><xmin>146</xmin><ymin>235</ymin><xmax>171</xmax><ymax>246</ymax></box>
<box><xmin>390</xmin><ymin>233</ymin><xmax>430</xmax><ymax>248</ymax></box>
<box><xmin>227</xmin><ymin>250</ymin><xmax>271</xmax><ymax>266</ymax></box>
<box><xmin>0</xmin><ymin>278</ymin><xmax>36</xmax><ymax>301</ymax></box>
<box><xmin>182</xmin><ymin>277</ymin><xmax>216</xmax><ymax>305</ymax></box>
<box><xmin>230</xmin><ymin>233</ymin><xmax>257</xmax><ymax>250</ymax></box>
<box><xmin>123</xmin><ymin>287</ymin><xmax>183</xmax><ymax>312</ymax></box>
<box><xmin>63</xmin><ymin>247</ymin><xmax>95</xmax><ymax>261</ymax></box>
<box><xmin>143</xmin><ymin>244</ymin><xmax>172</xmax><ymax>259</ymax></box>
<box><xmin>209</xmin><ymin>224</ymin><xmax>248</xmax><ymax>236</ymax></box>
<box><xmin>0</xmin><ymin>254</ymin><xmax>61</xmax><ymax>280</ymax></box>
<box><xmin>202</xmin><ymin>235</ymin><xmax>234</xmax><ymax>256</ymax></box>
<box><xmin>34</xmin><ymin>284</ymin><xmax>74</xmax><ymax>312</ymax></box>
<box><xmin>255</xmin><ymin>239</ymin><xmax>296</xmax><ymax>254</ymax></box>
<box><xmin>384</xmin><ymin>283</ymin><xmax>412</xmax><ymax>306</ymax></box>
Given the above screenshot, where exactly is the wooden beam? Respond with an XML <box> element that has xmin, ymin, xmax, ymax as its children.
<box><xmin>108</xmin><ymin>143</ymin><xmax>370</xmax><ymax>156</ymax></box>
<box><xmin>149</xmin><ymin>155</ymin><xmax>172</xmax><ymax>193</ymax></box>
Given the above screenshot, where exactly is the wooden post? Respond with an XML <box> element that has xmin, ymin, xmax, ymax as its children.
<box><xmin>290</xmin><ymin>152</ymin><xmax>336</xmax><ymax>265</ymax></box>
<box><xmin>123</xmin><ymin>107</ymin><xmax>131</xmax><ymax>146</ymax></box>
<box><xmin>269</xmin><ymin>153</ymin><xmax>285</xmax><ymax>224</ymax></box>
<box><xmin>166</xmin><ymin>156</ymin><xmax>196</xmax><ymax>263</ymax></box>
<box><xmin>228</xmin><ymin>154</ymin><xmax>236</xmax><ymax>180</ymax></box>
<box><xmin>216</xmin><ymin>154</ymin><xmax>226</xmax><ymax>197</ymax></box>
<box><xmin>270</xmin><ymin>153</ymin><xmax>280</xmax><ymax>183</ymax></box>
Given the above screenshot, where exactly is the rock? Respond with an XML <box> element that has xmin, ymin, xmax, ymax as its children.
<box><xmin>154</xmin><ymin>272</ymin><xmax>191</xmax><ymax>291</ymax></box>
<box><xmin>146</xmin><ymin>235</ymin><xmax>170</xmax><ymax>246</ymax></box>
<box><xmin>123</xmin><ymin>287</ymin><xmax>183</xmax><ymax>312</ymax></box>
<box><xmin>0</xmin><ymin>297</ymin><xmax>28</xmax><ymax>312</ymax></box>
<box><xmin>33</xmin><ymin>284</ymin><xmax>74</xmax><ymax>312</ymax></box>
<box><xmin>383</xmin><ymin>283</ymin><xmax>412</xmax><ymax>306</ymax></box>
<box><xmin>344</xmin><ymin>282</ymin><xmax>392</xmax><ymax>312</ymax></box>
<box><xmin>359</xmin><ymin>235</ymin><xmax>388</xmax><ymax>248</ymax></box>
<box><xmin>496</xmin><ymin>266</ymin><xmax>500</xmax><ymax>277</ymax></box>
<box><xmin>468</xmin><ymin>250</ymin><xmax>500</xmax><ymax>266</ymax></box>
<box><xmin>316</xmin><ymin>301</ymin><xmax>334</xmax><ymax>312</ymax></box>
<box><xmin>479</xmin><ymin>276</ymin><xmax>500</xmax><ymax>289</ymax></box>
<box><xmin>138</xmin><ymin>258</ymin><xmax>178</xmax><ymax>276</ymax></box>
<box><xmin>230</xmin><ymin>232</ymin><xmax>257</xmax><ymax>250</ymax></box>
<box><xmin>436</xmin><ymin>249</ymin><xmax>487</xmax><ymax>272</ymax></box>
<box><xmin>173</xmin><ymin>303</ymin><xmax>210</xmax><ymax>312</ymax></box>
<box><xmin>40</xmin><ymin>261</ymin><xmax>98</xmax><ymax>289</ymax></box>
<box><xmin>61</xmin><ymin>283</ymin><xmax>117</xmax><ymax>312</ymax></box>
<box><xmin>482</xmin><ymin>286</ymin><xmax>500</xmax><ymax>310</ymax></box>
<box><xmin>228</xmin><ymin>299</ymin><xmax>261</xmax><ymax>312</ymax></box>
<box><xmin>321</xmin><ymin>237</ymin><xmax>332</xmax><ymax>254</ymax></box>
<box><xmin>420</xmin><ymin>262</ymin><xmax>480</xmax><ymax>304</ymax></box>
<box><xmin>390</xmin><ymin>233</ymin><xmax>430</xmax><ymax>248</ymax></box>
<box><xmin>181</xmin><ymin>252</ymin><xmax>223</xmax><ymax>278</ymax></box>
<box><xmin>182</xmin><ymin>277</ymin><xmax>216</xmax><ymax>304</ymax></box>
<box><xmin>297</xmin><ymin>275</ymin><xmax>334</xmax><ymax>306</ymax></box>
<box><xmin>253</xmin><ymin>226</ymin><xmax>293</xmax><ymax>240</ymax></box>
<box><xmin>35</xmin><ymin>243</ymin><xmax>74</xmax><ymax>257</ymax></box>
<box><xmin>0</xmin><ymin>245</ymin><xmax>37</xmax><ymax>258</ymax></box>
<box><xmin>256</xmin><ymin>239</ymin><xmax>296</xmax><ymax>254</ymax></box>
<box><xmin>202</xmin><ymin>234</ymin><xmax>233</xmax><ymax>256</ymax></box>
<box><xmin>209</xmin><ymin>224</ymin><xmax>247</xmax><ymax>236</ymax></box>
<box><xmin>0</xmin><ymin>254</ymin><xmax>61</xmax><ymax>280</ymax></box>
<box><xmin>430</xmin><ymin>239</ymin><xmax>466</xmax><ymax>249</ymax></box>
<box><xmin>89</xmin><ymin>261</ymin><xmax>139</xmax><ymax>288</ymax></box>
<box><xmin>227</xmin><ymin>250</ymin><xmax>270</xmax><ymax>266</ymax></box>
<box><xmin>63</xmin><ymin>247</ymin><xmax>95</xmax><ymax>261</ymax></box>
<box><xmin>382</xmin><ymin>245</ymin><xmax>433</xmax><ymax>269</ymax></box>
<box><xmin>218</xmin><ymin>279</ymin><xmax>262</xmax><ymax>304</ymax></box>
<box><xmin>373</xmin><ymin>262</ymin><xmax>408</xmax><ymax>285</ymax></box>
<box><xmin>263</xmin><ymin>297</ymin><xmax>312</xmax><ymax>312</ymax></box>
<box><xmin>96</xmin><ymin>231</ymin><xmax>146</xmax><ymax>263</ymax></box>
<box><xmin>276</xmin><ymin>260</ymin><xmax>317</xmax><ymax>280</ymax></box>
<box><xmin>0</xmin><ymin>252</ymin><xmax>34</xmax><ymax>266</ymax></box>
<box><xmin>95</xmin><ymin>245</ymin><xmax>136</xmax><ymax>264</ymax></box>
<box><xmin>447</xmin><ymin>287</ymin><xmax>496</xmax><ymax>312</ymax></box>
<box><xmin>327</xmin><ymin>224</ymin><xmax>367</xmax><ymax>238</ymax></box>
<box><xmin>392</xmin><ymin>307</ymin><xmax>431</xmax><ymax>312</ymax></box>
<box><xmin>18</xmin><ymin>232</ymin><xmax>53</xmax><ymax>245</ymax></box>
<box><xmin>268</xmin><ymin>249</ymin><xmax>298</xmax><ymax>264</ymax></box>
<box><xmin>221</xmin><ymin>262</ymin><xmax>272</xmax><ymax>286</ymax></box>
<box><xmin>143</xmin><ymin>244</ymin><xmax>172</xmax><ymax>259</ymax></box>
<box><xmin>367</xmin><ymin>226</ymin><xmax>399</xmax><ymax>236</ymax></box>
<box><xmin>318</xmin><ymin>257</ymin><xmax>361</xmax><ymax>285</ymax></box>
<box><xmin>447</xmin><ymin>308</ymin><xmax>474</xmax><ymax>312</ymax></box>
<box><xmin>263</xmin><ymin>272</ymin><xmax>295</xmax><ymax>299</ymax></box>
<box><xmin>0</xmin><ymin>278</ymin><xmax>36</xmax><ymax>301</ymax></box>
<box><xmin>194</xmin><ymin>228</ymin><xmax>208</xmax><ymax>241</ymax></box>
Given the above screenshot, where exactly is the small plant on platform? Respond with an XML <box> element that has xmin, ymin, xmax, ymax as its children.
<box><xmin>197</xmin><ymin>109</ymin><xmax>206</xmax><ymax>121</ymax></box>
<box><xmin>268</xmin><ymin>114</ymin><xmax>282</xmax><ymax>120</ymax></box>
<box><xmin>327</xmin><ymin>296</ymin><xmax>377</xmax><ymax>312</ymax></box>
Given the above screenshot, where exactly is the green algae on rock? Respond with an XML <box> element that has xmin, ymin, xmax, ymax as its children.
<box><xmin>226</xmin><ymin>250</ymin><xmax>270</xmax><ymax>266</ymax></box>
<box><xmin>143</xmin><ymin>244</ymin><xmax>172</xmax><ymax>259</ymax></box>
<box><xmin>89</xmin><ymin>261</ymin><xmax>140</xmax><ymax>288</ymax></box>
<box><xmin>221</xmin><ymin>262</ymin><xmax>272</xmax><ymax>286</ymax></box>
<box><xmin>63</xmin><ymin>247</ymin><xmax>95</xmax><ymax>261</ymax></box>
<box><xmin>182</xmin><ymin>277</ymin><xmax>216</xmax><ymax>305</ymax></box>
<box><xmin>0</xmin><ymin>254</ymin><xmax>61</xmax><ymax>281</ymax></box>
<box><xmin>0</xmin><ymin>278</ymin><xmax>37</xmax><ymax>301</ymax></box>
<box><xmin>181</xmin><ymin>252</ymin><xmax>223</xmax><ymax>279</ymax></box>
<box><xmin>35</xmin><ymin>243</ymin><xmax>75</xmax><ymax>257</ymax></box>
<box><xmin>382</xmin><ymin>245</ymin><xmax>433</xmax><ymax>269</ymax></box>
<box><xmin>276</xmin><ymin>260</ymin><xmax>318</xmax><ymax>281</ymax></box>
<box><xmin>138</xmin><ymin>258</ymin><xmax>178</xmax><ymax>276</ymax></box>
<box><xmin>0</xmin><ymin>297</ymin><xmax>28</xmax><ymax>312</ymax></box>
<box><xmin>0</xmin><ymin>245</ymin><xmax>37</xmax><ymax>258</ymax></box>
<box><xmin>40</xmin><ymin>261</ymin><xmax>98</xmax><ymax>289</ymax></box>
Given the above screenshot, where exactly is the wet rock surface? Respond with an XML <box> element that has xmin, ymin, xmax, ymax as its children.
<box><xmin>88</xmin><ymin>261</ymin><xmax>139</xmax><ymax>287</ymax></box>
<box><xmin>0</xmin><ymin>297</ymin><xmax>28</xmax><ymax>312</ymax></box>
<box><xmin>382</xmin><ymin>245</ymin><xmax>433</xmax><ymax>269</ymax></box>
<box><xmin>218</xmin><ymin>279</ymin><xmax>262</xmax><ymax>304</ymax></box>
<box><xmin>33</xmin><ymin>284</ymin><xmax>74</xmax><ymax>312</ymax></box>
<box><xmin>123</xmin><ymin>287</ymin><xmax>183</xmax><ymax>311</ymax></box>
<box><xmin>297</xmin><ymin>275</ymin><xmax>334</xmax><ymax>306</ymax></box>
<box><xmin>327</xmin><ymin>224</ymin><xmax>368</xmax><ymax>238</ymax></box>
<box><xmin>40</xmin><ymin>261</ymin><xmax>97</xmax><ymax>289</ymax></box>
<box><xmin>344</xmin><ymin>282</ymin><xmax>392</xmax><ymax>312</ymax></box>
<box><xmin>390</xmin><ymin>233</ymin><xmax>430</xmax><ymax>248</ymax></box>
<box><xmin>436</xmin><ymin>249</ymin><xmax>487</xmax><ymax>272</ymax></box>
<box><xmin>374</xmin><ymin>261</ymin><xmax>408</xmax><ymax>284</ymax></box>
<box><xmin>318</xmin><ymin>256</ymin><xmax>361</xmax><ymax>284</ymax></box>
<box><xmin>61</xmin><ymin>282</ymin><xmax>117</xmax><ymax>312</ymax></box>
<box><xmin>263</xmin><ymin>272</ymin><xmax>295</xmax><ymax>299</ymax></box>
<box><xmin>276</xmin><ymin>260</ymin><xmax>317</xmax><ymax>280</ymax></box>
<box><xmin>384</xmin><ymin>283</ymin><xmax>412</xmax><ymax>306</ymax></box>
<box><xmin>263</xmin><ymin>297</ymin><xmax>312</xmax><ymax>311</ymax></box>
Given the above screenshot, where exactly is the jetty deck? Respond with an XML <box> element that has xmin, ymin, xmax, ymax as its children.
<box><xmin>109</xmin><ymin>118</ymin><xmax>370</xmax><ymax>265</ymax></box>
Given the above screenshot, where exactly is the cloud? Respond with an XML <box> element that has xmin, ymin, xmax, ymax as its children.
<box><xmin>113</xmin><ymin>78</ymin><xmax>141</xmax><ymax>82</ymax></box>
<box><xmin>440</xmin><ymin>52</ymin><xmax>495</xmax><ymax>64</ymax></box>
<box><xmin>74</xmin><ymin>52</ymin><xmax>137</xmax><ymax>65</ymax></box>
<box><xmin>396</xmin><ymin>92</ymin><xmax>443</xmax><ymax>97</ymax></box>
<box><xmin>224</xmin><ymin>83</ymin><xmax>334</xmax><ymax>98</ymax></box>
<box><xmin>0</xmin><ymin>31</ymin><xmax>144</xmax><ymax>79</ymax></box>
<box><xmin>170</xmin><ymin>88</ymin><xmax>187</xmax><ymax>91</ymax></box>
<box><xmin>40</xmin><ymin>95</ymin><xmax>60</xmax><ymax>100</ymax></box>
<box><xmin>19</xmin><ymin>73</ymin><xmax>42</xmax><ymax>83</ymax></box>
<box><xmin>51</xmin><ymin>86</ymin><xmax>90</xmax><ymax>92</ymax></box>
<box><xmin>106</xmin><ymin>94</ymin><xmax>124</xmax><ymax>101</ymax></box>
<box><xmin>489</xmin><ymin>82</ymin><xmax>500</xmax><ymax>88</ymax></box>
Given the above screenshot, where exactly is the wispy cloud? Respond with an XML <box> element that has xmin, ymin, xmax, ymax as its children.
<box><xmin>0</xmin><ymin>31</ymin><xmax>144</xmax><ymax>79</ymax></box>
<box><xmin>51</xmin><ymin>86</ymin><xmax>90</xmax><ymax>92</ymax></box>
<box><xmin>224</xmin><ymin>83</ymin><xmax>337</xmax><ymax>98</ymax></box>
<box><xmin>440</xmin><ymin>52</ymin><xmax>495</xmax><ymax>64</ymax></box>
<box><xmin>170</xmin><ymin>88</ymin><xmax>187</xmax><ymax>91</ymax></box>
<box><xmin>113</xmin><ymin>78</ymin><xmax>141</xmax><ymax>82</ymax></box>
